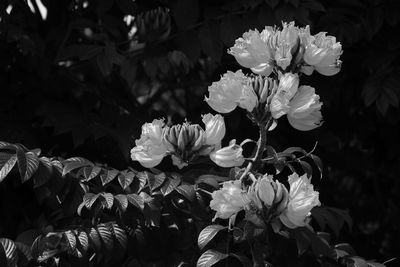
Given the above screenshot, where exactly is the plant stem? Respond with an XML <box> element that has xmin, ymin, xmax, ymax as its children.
<box><xmin>252</xmin><ymin>120</ymin><xmax>269</xmax><ymax>170</ymax></box>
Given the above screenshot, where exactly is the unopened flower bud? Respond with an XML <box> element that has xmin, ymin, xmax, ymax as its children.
<box><xmin>210</xmin><ymin>140</ymin><xmax>245</xmax><ymax>168</ymax></box>
<box><xmin>202</xmin><ymin>113</ymin><xmax>226</xmax><ymax>146</ymax></box>
<box><xmin>256</xmin><ymin>175</ymin><xmax>275</xmax><ymax>206</ymax></box>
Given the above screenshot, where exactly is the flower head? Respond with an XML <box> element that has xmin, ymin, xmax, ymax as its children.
<box><xmin>303</xmin><ymin>32</ymin><xmax>342</xmax><ymax>76</ymax></box>
<box><xmin>210</xmin><ymin>180</ymin><xmax>250</xmax><ymax>219</ymax></box>
<box><xmin>279</xmin><ymin>173</ymin><xmax>320</xmax><ymax>228</ymax></box>
<box><xmin>205</xmin><ymin>70</ymin><xmax>248</xmax><ymax>113</ymax></box>
<box><xmin>131</xmin><ymin>119</ymin><xmax>168</xmax><ymax>168</ymax></box>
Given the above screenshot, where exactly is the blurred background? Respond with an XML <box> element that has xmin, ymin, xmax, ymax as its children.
<box><xmin>0</xmin><ymin>0</ymin><xmax>399</xmax><ymax>262</ymax></box>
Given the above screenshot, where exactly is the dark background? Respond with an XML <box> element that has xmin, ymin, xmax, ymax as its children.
<box><xmin>1</xmin><ymin>0</ymin><xmax>399</xmax><ymax>263</ymax></box>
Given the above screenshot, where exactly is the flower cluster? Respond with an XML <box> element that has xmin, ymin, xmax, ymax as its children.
<box><xmin>209</xmin><ymin>173</ymin><xmax>320</xmax><ymax>229</ymax></box>
<box><xmin>229</xmin><ymin>22</ymin><xmax>342</xmax><ymax>76</ymax></box>
<box><xmin>130</xmin><ymin>114</ymin><xmax>245</xmax><ymax>168</ymax></box>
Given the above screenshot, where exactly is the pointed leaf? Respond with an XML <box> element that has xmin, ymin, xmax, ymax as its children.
<box><xmin>160</xmin><ymin>176</ymin><xmax>181</xmax><ymax>196</ymax></box>
<box><xmin>118</xmin><ymin>171</ymin><xmax>135</xmax><ymax>190</ymax></box>
<box><xmin>33</xmin><ymin>157</ymin><xmax>53</xmax><ymax>187</ymax></box>
<box><xmin>64</xmin><ymin>231</ymin><xmax>77</xmax><ymax>253</ymax></box>
<box><xmin>76</xmin><ymin>231</ymin><xmax>89</xmax><ymax>252</ymax></box>
<box><xmin>83</xmin><ymin>193</ymin><xmax>100</xmax><ymax>209</ymax></box>
<box><xmin>20</xmin><ymin>152</ymin><xmax>39</xmax><ymax>183</ymax></box>
<box><xmin>110</xmin><ymin>223</ymin><xmax>127</xmax><ymax>249</ymax></box>
<box><xmin>101</xmin><ymin>193</ymin><xmax>114</xmax><ymax>209</ymax></box>
<box><xmin>62</xmin><ymin>157</ymin><xmax>92</xmax><ymax>176</ymax></box>
<box><xmin>127</xmin><ymin>194</ymin><xmax>144</xmax><ymax>210</ymax></box>
<box><xmin>0</xmin><ymin>238</ymin><xmax>18</xmax><ymax>267</ymax></box>
<box><xmin>198</xmin><ymin>225</ymin><xmax>226</xmax><ymax>250</ymax></box>
<box><xmin>114</xmin><ymin>194</ymin><xmax>128</xmax><ymax>212</ymax></box>
<box><xmin>0</xmin><ymin>153</ymin><xmax>17</xmax><ymax>183</ymax></box>
<box><xmin>176</xmin><ymin>184</ymin><xmax>196</xmax><ymax>202</ymax></box>
<box><xmin>136</xmin><ymin>172</ymin><xmax>148</xmax><ymax>192</ymax></box>
<box><xmin>97</xmin><ymin>224</ymin><xmax>114</xmax><ymax>252</ymax></box>
<box><xmin>101</xmin><ymin>169</ymin><xmax>119</xmax><ymax>186</ymax></box>
<box><xmin>197</xmin><ymin>249</ymin><xmax>228</xmax><ymax>267</ymax></box>
<box><xmin>149</xmin><ymin>172</ymin><xmax>166</xmax><ymax>191</ymax></box>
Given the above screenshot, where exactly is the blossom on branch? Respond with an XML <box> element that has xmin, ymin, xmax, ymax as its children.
<box><xmin>210</xmin><ymin>139</ymin><xmax>245</xmax><ymax>168</ymax></box>
<box><xmin>279</xmin><ymin>173</ymin><xmax>320</xmax><ymax>228</ymax></box>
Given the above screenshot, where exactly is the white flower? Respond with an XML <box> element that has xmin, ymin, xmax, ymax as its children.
<box><xmin>287</xmin><ymin>86</ymin><xmax>323</xmax><ymax>131</ymax></box>
<box><xmin>303</xmin><ymin>32</ymin><xmax>342</xmax><ymax>76</ymax></box>
<box><xmin>274</xmin><ymin>22</ymin><xmax>300</xmax><ymax>70</ymax></box>
<box><xmin>205</xmin><ymin>70</ymin><xmax>248</xmax><ymax>113</ymax></box>
<box><xmin>279</xmin><ymin>173</ymin><xmax>320</xmax><ymax>228</ymax></box>
<box><xmin>229</xmin><ymin>29</ymin><xmax>274</xmax><ymax>76</ymax></box>
<box><xmin>210</xmin><ymin>180</ymin><xmax>250</xmax><ymax>219</ymax></box>
<box><xmin>202</xmin><ymin>113</ymin><xmax>226</xmax><ymax>146</ymax></box>
<box><xmin>210</xmin><ymin>139</ymin><xmax>245</xmax><ymax>168</ymax></box>
<box><xmin>130</xmin><ymin>119</ymin><xmax>168</xmax><ymax>168</ymax></box>
<box><xmin>270</xmin><ymin>73</ymin><xmax>300</xmax><ymax>119</ymax></box>
<box><xmin>238</xmin><ymin>85</ymin><xmax>258</xmax><ymax>112</ymax></box>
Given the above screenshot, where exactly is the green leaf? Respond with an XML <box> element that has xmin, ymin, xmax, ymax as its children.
<box><xmin>136</xmin><ymin>172</ymin><xmax>148</xmax><ymax>192</ymax></box>
<box><xmin>118</xmin><ymin>171</ymin><xmax>135</xmax><ymax>190</ymax></box>
<box><xmin>83</xmin><ymin>166</ymin><xmax>101</xmax><ymax>181</ymax></box>
<box><xmin>33</xmin><ymin>157</ymin><xmax>53</xmax><ymax>188</ymax></box>
<box><xmin>197</xmin><ymin>249</ymin><xmax>229</xmax><ymax>267</ymax></box>
<box><xmin>98</xmin><ymin>224</ymin><xmax>114</xmax><ymax>252</ymax></box>
<box><xmin>101</xmin><ymin>193</ymin><xmax>114</xmax><ymax>209</ymax></box>
<box><xmin>63</xmin><ymin>231</ymin><xmax>77</xmax><ymax>254</ymax></box>
<box><xmin>100</xmin><ymin>169</ymin><xmax>119</xmax><ymax>186</ymax></box>
<box><xmin>21</xmin><ymin>152</ymin><xmax>40</xmax><ymax>183</ymax></box>
<box><xmin>62</xmin><ymin>157</ymin><xmax>92</xmax><ymax>176</ymax></box>
<box><xmin>149</xmin><ymin>172</ymin><xmax>166</xmax><ymax>191</ymax></box>
<box><xmin>0</xmin><ymin>238</ymin><xmax>18</xmax><ymax>267</ymax></box>
<box><xmin>110</xmin><ymin>223</ymin><xmax>127</xmax><ymax>250</ymax></box>
<box><xmin>83</xmin><ymin>193</ymin><xmax>100</xmax><ymax>209</ymax></box>
<box><xmin>198</xmin><ymin>225</ymin><xmax>226</xmax><ymax>250</ymax></box>
<box><xmin>114</xmin><ymin>194</ymin><xmax>128</xmax><ymax>212</ymax></box>
<box><xmin>127</xmin><ymin>193</ymin><xmax>144</xmax><ymax>210</ymax></box>
<box><xmin>88</xmin><ymin>228</ymin><xmax>102</xmax><ymax>253</ymax></box>
<box><xmin>176</xmin><ymin>184</ymin><xmax>196</xmax><ymax>202</ymax></box>
<box><xmin>76</xmin><ymin>231</ymin><xmax>89</xmax><ymax>252</ymax></box>
<box><xmin>0</xmin><ymin>153</ymin><xmax>17</xmax><ymax>183</ymax></box>
<box><xmin>160</xmin><ymin>176</ymin><xmax>181</xmax><ymax>196</ymax></box>
<box><xmin>334</xmin><ymin>243</ymin><xmax>356</xmax><ymax>256</ymax></box>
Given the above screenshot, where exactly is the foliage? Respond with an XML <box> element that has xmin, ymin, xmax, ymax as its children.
<box><xmin>1</xmin><ymin>0</ymin><xmax>399</xmax><ymax>266</ymax></box>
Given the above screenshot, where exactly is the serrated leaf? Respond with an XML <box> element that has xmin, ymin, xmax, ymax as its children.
<box><xmin>198</xmin><ymin>225</ymin><xmax>226</xmax><ymax>250</ymax></box>
<box><xmin>0</xmin><ymin>153</ymin><xmax>17</xmax><ymax>183</ymax></box>
<box><xmin>127</xmin><ymin>194</ymin><xmax>144</xmax><ymax>210</ymax></box>
<box><xmin>0</xmin><ymin>238</ymin><xmax>18</xmax><ymax>267</ymax></box>
<box><xmin>62</xmin><ymin>157</ymin><xmax>92</xmax><ymax>176</ymax></box>
<box><xmin>101</xmin><ymin>169</ymin><xmax>119</xmax><ymax>186</ymax></box>
<box><xmin>160</xmin><ymin>176</ymin><xmax>181</xmax><ymax>196</ymax></box>
<box><xmin>118</xmin><ymin>171</ymin><xmax>135</xmax><ymax>190</ymax></box>
<box><xmin>176</xmin><ymin>184</ymin><xmax>196</xmax><ymax>201</ymax></box>
<box><xmin>97</xmin><ymin>224</ymin><xmax>114</xmax><ymax>252</ymax></box>
<box><xmin>114</xmin><ymin>194</ymin><xmax>128</xmax><ymax>212</ymax></box>
<box><xmin>101</xmin><ymin>193</ymin><xmax>114</xmax><ymax>209</ymax></box>
<box><xmin>197</xmin><ymin>249</ymin><xmax>228</xmax><ymax>267</ymax></box>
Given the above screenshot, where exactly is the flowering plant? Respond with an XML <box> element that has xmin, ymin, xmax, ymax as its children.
<box><xmin>129</xmin><ymin>21</ymin><xmax>381</xmax><ymax>266</ymax></box>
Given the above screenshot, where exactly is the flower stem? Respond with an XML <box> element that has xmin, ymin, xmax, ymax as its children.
<box><xmin>252</xmin><ymin>119</ymin><xmax>270</xmax><ymax>170</ymax></box>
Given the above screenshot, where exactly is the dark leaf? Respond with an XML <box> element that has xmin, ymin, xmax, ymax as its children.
<box><xmin>62</xmin><ymin>157</ymin><xmax>92</xmax><ymax>176</ymax></box>
<box><xmin>176</xmin><ymin>184</ymin><xmax>196</xmax><ymax>202</ymax></box>
<box><xmin>197</xmin><ymin>249</ymin><xmax>228</xmax><ymax>267</ymax></box>
<box><xmin>198</xmin><ymin>225</ymin><xmax>226</xmax><ymax>250</ymax></box>
<box><xmin>97</xmin><ymin>224</ymin><xmax>114</xmax><ymax>252</ymax></box>
<box><xmin>110</xmin><ymin>223</ymin><xmax>127</xmax><ymax>249</ymax></box>
<box><xmin>101</xmin><ymin>193</ymin><xmax>114</xmax><ymax>209</ymax></box>
<box><xmin>83</xmin><ymin>166</ymin><xmax>102</xmax><ymax>181</ymax></box>
<box><xmin>160</xmin><ymin>176</ymin><xmax>181</xmax><ymax>196</ymax></box>
<box><xmin>118</xmin><ymin>171</ymin><xmax>135</xmax><ymax>190</ymax></box>
<box><xmin>21</xmin><ymin>152</ymin><xmax>40</xmax><ymax>183</ymax></box>
<box><xmin>0</xmin><ymin>153</ymin><xmax>17</xmax><ymax>183</ymax></box>
<box><xmin>33</xmin><ymin>157</ymin><xmax>53</xmax><ymax>188</ymax></box>
<box><xmin>100</xmin><ymin>169</ymin><xmax>119</xmax><ymax>186</ymax></box>
<box><xmin>172</xmin><ymin>0</ymin><xmax>200</xmax><ymax>29</ymax></box>
<box><xmin>149</xmin><ymin>172</ymin><xmax>166</xmax><ymax>191</ymax></box>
